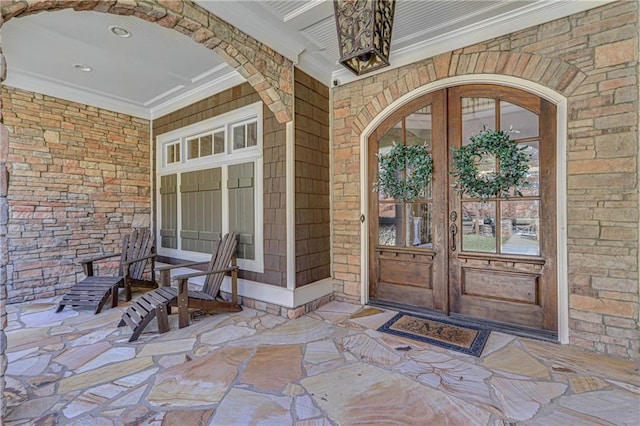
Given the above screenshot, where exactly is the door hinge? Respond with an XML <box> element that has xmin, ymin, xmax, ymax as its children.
<box><xmin>360</xmin><ymin>214</ymin><xmax>365</xmax><ymax>223</ymax></box>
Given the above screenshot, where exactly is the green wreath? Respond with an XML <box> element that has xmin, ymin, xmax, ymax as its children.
<box><xmin>374</xmin><ymin>142</ymin><xmax>433</xmax><ymax>202</ymax></box>
<box><xmin>450</xmin><ymin>128</ymin><xmax>530</xmax><ymax>200</ymax></box>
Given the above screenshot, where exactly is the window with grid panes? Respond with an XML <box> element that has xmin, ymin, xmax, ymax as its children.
<box><xmin>156</xmin><ymin>102</ymin><xmax>264</xmax><ymax>273</ymax></box>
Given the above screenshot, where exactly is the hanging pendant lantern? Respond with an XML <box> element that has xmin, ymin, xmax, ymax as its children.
<box><xmin>333</xmin><ymin>0</ymin><xmax>396</xmax><ymax>76</ymax></box>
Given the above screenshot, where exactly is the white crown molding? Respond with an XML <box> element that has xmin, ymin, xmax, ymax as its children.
<box><xmin>4</xmin><ymin>69</ymin><xmax>151</xmax><ymax>119</ymax></box>
<box><xmin>143</xmin><ymin>84</ymin><xmax>185</xmax><ymax>107</ymax></box>
<box><xmin>191</xmin><ymin>63</ymin><xmax>229</xmax><ymax>83</ymax></box>
<box><xmin>283</xmin><ymin>0</ymin><xmax>326</xmax><ymax>23</ymax></box>
<box><xmin>331</xmin><ymin>0</ymin><xmax>616</xmax><ymax>86</ymax></box>
<box><xmin>149</xmin><ymin>71</ymin><xmax>246</xmax><ymax>119</ymax></box>
<box><xmin>3</xmin><ymin>67</ymin><xmax>247</xmax><ymax>121</ymax></box>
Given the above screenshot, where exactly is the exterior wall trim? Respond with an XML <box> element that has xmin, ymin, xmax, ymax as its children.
<box><xmin>286</xmin><ymin>121</ymin><xmax>296</xmax><ymax>289</ymax></box>
<box><xmin>162</xmin><ymin>267</ymin><xmax>333</xmax><ymax>310</ymax></box>
<box><xmin>359</xmin><ymin>74</ymin><xmax>569</xmax><ymax>344</ymax></box>
<box><xmin>231</xmin><ymin>276</ymin><xmax>333</xmax><ymax>309</ymax></box>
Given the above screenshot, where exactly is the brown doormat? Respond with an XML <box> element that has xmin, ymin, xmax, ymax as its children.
<box><xmin>378</xmin><ymin>312</ymin><xmax>490</xmax><ymax>357</ymax></box>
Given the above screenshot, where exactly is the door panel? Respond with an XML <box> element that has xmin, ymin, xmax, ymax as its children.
<box><xmin>447</xmin><ymin>85</ymin><xmax>557</xmax><ymax>332</ymax></box>
<box><xmin>369</xmin><ymin>84</ymin><xmax>557</xmax><ymax>335</ymax></box>
<box><xmin>376</xmin><ymin>250</ymin><xmax>434</xmax><ymax>308</ymax></box>
<box><xmin>369</xmin><ymin>91</ymin><xmax>447</xmax><ymax>311</ymax></box>
<box><xmin>462</xmin><ymin>268</ymin><xmax>539</xmax><ymax>305</ymax></box>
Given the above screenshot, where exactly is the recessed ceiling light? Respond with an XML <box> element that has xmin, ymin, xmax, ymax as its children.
<box><xmin>108</xmin><ymin>25</ymin><xmax>131</xmax><ymax>38</ymax></box>
<box><xmin>73</xmin><ymin>64</ymin><xmax>93</xmax><ymax>72</ymax></box>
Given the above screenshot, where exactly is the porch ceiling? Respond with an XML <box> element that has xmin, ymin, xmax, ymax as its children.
<box><xmin>1</xmin><ymin>0</ymin><xmax>613</xmax><ymax>119</ymax></box>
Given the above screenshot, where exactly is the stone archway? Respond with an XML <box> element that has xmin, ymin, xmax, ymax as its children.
<box><xmin>331</xmin><ymin>52</ymin><xmax>583</xmax><ymax>305</ymax></box>
<box><xmin>332</xmin><ymin>51</ymin><xmax>585</xmax><ymax>345</ymax></box>
<box><xmin>0</xmin><ymin>0</ymin><xmax>294</xmax><ymax>123</ymax></box>
<box><xmin>0</xmin><ymin>0</ymin><xmax>295</xmax><ymax>418</ymax></box>
<box><xmin>351</xmin><ymin>51</ymin><xmax>584</xmax><ymax>135</ymax></box>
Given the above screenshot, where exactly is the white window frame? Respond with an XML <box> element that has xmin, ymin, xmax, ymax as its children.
<box><xmin>230</xmin><ymin>119</ymin><xmax>259</xmax><ymax>152</ymax></box>
<box><xmin>164</xmin><ymin>140</ymin><xmax>181</xmax><ymax>166</ymax></box>
<box><xmin>156</xmin><ymin>102</ymin><xmax>264</xmax><ymax>273</ymax></box>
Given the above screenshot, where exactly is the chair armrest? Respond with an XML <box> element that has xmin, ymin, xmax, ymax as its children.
<box><xmin>78</xmin><ymin>252</ymin><xmax>121</xmax><ymax>276</ymax></box>
<box><xmin>173</xmin><ymin>266</ymin><xmax>238</xmax><ymax>283</ymax></box>
<box><xmin>122</xmin><ymin>254</ymin><xmax>157</xmax><ymax>281</ymax></box>
<box><xmin>156</xmin><ymin>260</ymin><xmax>209</xmax><ymax>272</ymax></box>
<box><xmin>122</xmin><ymin>253</ymin><xmax>157</xmax><ymax>267</ymax></box>
<box><xmin>78</xmin><ymin>252</ymin><xmax>121</xmax><ymax>266</ymax></box>
<box><xmin>157</xmin><ymin>260</ymin><xmax>209</xmax><ymax>286</ymax></box>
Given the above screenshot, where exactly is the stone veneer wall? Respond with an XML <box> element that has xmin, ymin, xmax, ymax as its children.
<box><xmin>331</xmin><ymin>0</ymin><xmax>639</xmax><ymax>358</ymax></box>
<box><xmin>152</xmin><ymin>83</ymin><xmax>288</xmax><ymax>287</ymax></box>
<box><xmin>3</xmin><ymin>87</ymin><xmax>151</xmax><ymax>303</ymax></box>
<box><xmin>294</xmin><ymin>69</ymin><xmax>331</xmax><ymax>286</ymax></box>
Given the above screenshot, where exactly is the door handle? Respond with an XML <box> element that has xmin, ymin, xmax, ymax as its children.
<box><xmin>450</xmin><ymin>223</ymin><xmax>458</xmax><ymax>252</ymax></box>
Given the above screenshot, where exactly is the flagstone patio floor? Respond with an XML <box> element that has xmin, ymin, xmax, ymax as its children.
<box><xmin>4</xmin><ymin>297</ymin><xmax>639</xmax><ymax>425</ymax></box>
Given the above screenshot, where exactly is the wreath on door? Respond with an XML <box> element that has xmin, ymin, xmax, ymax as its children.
<box><xmin>450</xmin><ymin>128</ymin><xmax>530</xmax><ymax>200</ymax></box>
<box><xmin>374</xmin><ymin>142</ymin><xmax>433</xmax><ymax>202</ymax></box>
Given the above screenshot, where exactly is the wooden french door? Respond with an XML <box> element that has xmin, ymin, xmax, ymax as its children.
<box><xmin>369</xmin><ymin>91</ymin><xmax>448</xmax><ymax>311</ymax></box>
<box><xmin>369</xmin><ymin>84</ymin><xmax>558</xmax><ymax>334</ymax></box>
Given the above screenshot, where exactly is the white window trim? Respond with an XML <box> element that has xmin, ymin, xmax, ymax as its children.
<box><xmin>230</xmin><ymin>119</ymin><xmax>259</xmax><ymax>152</ymax></box>
<box><xmin>164</xmin><ymin>140</ymin><xmax>181</xmax><ymax>166</ymax></box>
<box><xmin>156</xmin><ymin>101</ymin><xmax>264</xmax><ymax>273</ymax></box>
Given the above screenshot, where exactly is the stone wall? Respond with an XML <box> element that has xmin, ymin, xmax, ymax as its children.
<box><xmin>153</xmin><ymin>82</ymin><xmax>289</xmax><ymax>287</ymax></box>
<box><xmin>294</xmin><ymin>69</ymin><xmax>331</xmax><ymax>286</ymax></box>
<box><xmin>331</xmin><ymin>0</ymin><xmax>639</xmax><ymax>358</ymax></box>
<box><xmin>3</xmin><ymin>87</ymin><xmax>151</xmax><ymax>303</ymax></box>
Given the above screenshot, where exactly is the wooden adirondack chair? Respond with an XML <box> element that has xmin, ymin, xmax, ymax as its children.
<box><xmin>119</xmin><ymin>232</ymin><xmax>242</xmax><ymax>342</ymax></box>
<box><xmin>57</xmin><ymin>228</ymin><xmax>158</xmax><ymax>314</ymax></box>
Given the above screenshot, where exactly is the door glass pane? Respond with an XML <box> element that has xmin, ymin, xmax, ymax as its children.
<box><xmin>508</xmin><ymin>141</ymin><xmax>540</xmax><ymax>197</ymax></box>
<box><xmin>379</xmin><ymin>121</ymin><xmax>403</xmax><ymax>147</ymax></box>
<box><xmin>404</xmin><ymin>148</ymin><xmax>432</xmax><ymax>200</ymax></box>
<box><xmin>501</xmin><ymin>200</ymin><xmax>540</xmax><ymax>256</ymax></box>
<box><xmin>462</xmin><ymin>202</ymin><xmax>496</xmax><ymax>253</ymax></box>
<box><xmin>408</xmin><ymin>203</ymin><xmax>432</xmax><ymax>248</ymax></box>
<box><xmin>500</xmin><ymin>101</ymin><xmax>539</xmax><ymax>139</ymax></box>
<box><xmin>378</xmin><ymin>203</ymin><xmax>404</xmax><ymax>246</ymax></box>
<box><xmin>377</xmin><ymin>121</ymin><xmax>402</xmax><ymax>201</ymax></box>
<box><xmin>460</xmin><ymin>152</ymin><xmax>496</xmax><ymax>200</ymax></box>
<box><xmin>200</xmin><ymin>134</ymin><xmax>213</xmax><ymax>157</ymax></box>
<box><xmin>405</xmin><ymin>105</ymin><xmax>432</xmax><ymax>149</ymax></box>
<box><xmin>476</xmin><ymin>153</ymin><xmax>496</xmax><ymax>177</ymax></box>
<box><xmin>406</xmin><ymin>106</ymin><xmax>433</xmax><ymax>200</ymax></box>
<box><xmin>462</xmin><ymin>98</ymin><xmax>495</xmax><ymax>145</ymax></box>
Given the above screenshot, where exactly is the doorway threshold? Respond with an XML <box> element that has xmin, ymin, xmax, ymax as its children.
<box><xmin>368</xmin><ymin>298</ymin><xmax>558</xmax><ymax>344</ymax></box>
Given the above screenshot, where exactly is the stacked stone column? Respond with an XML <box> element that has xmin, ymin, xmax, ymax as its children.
<box><xmin>0</xmin><ymin>14</ymin><xmax>7</xmax><ymax>422</ymax></box>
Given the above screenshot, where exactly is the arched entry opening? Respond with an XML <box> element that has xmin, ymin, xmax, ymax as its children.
<box><xmin>364</xmin><ymin>82</ymin><xmax>562</xmax><ymax>340</ymax></box>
